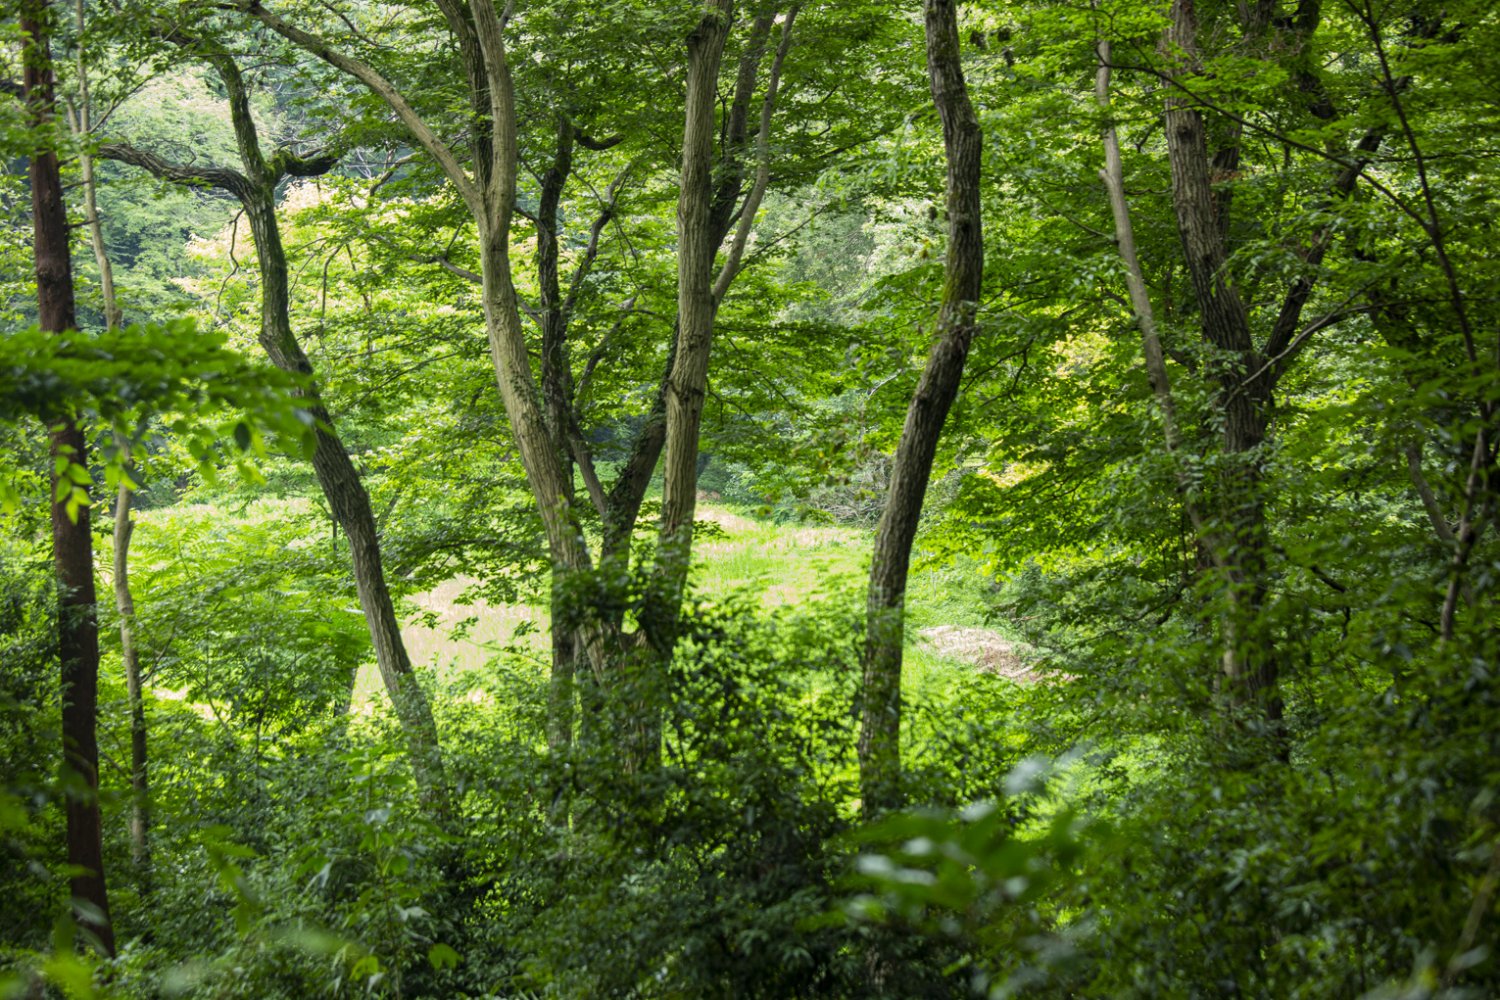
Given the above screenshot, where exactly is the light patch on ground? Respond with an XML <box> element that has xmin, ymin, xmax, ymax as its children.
<box><xmin>917</xmin><ymin>625</ymin><xmax>1045</xmax><ymax>684</ymax></box>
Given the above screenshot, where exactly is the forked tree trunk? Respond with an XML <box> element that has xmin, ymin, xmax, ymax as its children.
<box><xmin>23</xmin><ymin>0</ymin><xmax>116</xmax><ymax>955</ymax></box>
<box><xmin>859</xmin><ymin>0</ymin><xmax>983</xmax><ymax>813</ymax></box>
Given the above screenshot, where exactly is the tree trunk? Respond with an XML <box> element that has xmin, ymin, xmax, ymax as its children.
<box><xmin>1163</xmin><ymin>0</ymin><xmax>1279</xmax><ymax>722</ymax></box>
<box><xmin>70</xmin><ymin>7</ymin><xmax>151</xmax><ymax>879</ymax></box>
<box><xmin>616</xmin><ymin>0</ymin><xmax>735</xmax><ymax>775</ymax></box>
<box><xmin>111</xmin><ymin>482</ymin><xmax>150</xmax><ymax>873</ymax></box>
<box><xmin>205</xmin><ymin>44</ymin><xmax>454</xmax><ymax>816</ymax></box>
<box><xmin>23</xmin><ymin>0</ymin><xmax>116</xmax><ymax>955</ymax></box>
<box><xmin>859</xmin><ymin>0</ymin><xmax>983</xmax><ymax>814</ymax></box>
<box><xmin>241</xmin><ymin>188</ymin><xmax>453</xmax><ymax>814</ymax></box>
<box><xmin>655</xmin><ymin>0</ymin><xmax>735</xmax><ymax>632</ymax></box>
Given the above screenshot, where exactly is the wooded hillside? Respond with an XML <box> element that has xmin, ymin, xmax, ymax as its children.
<box><xmin>2</xmin><ymin>0</ymin><xmax>1498</xmax><ymax>996</ymax></box>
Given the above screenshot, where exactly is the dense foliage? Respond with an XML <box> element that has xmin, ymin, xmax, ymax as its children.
<box><xmin>2</xmin><ymin>0</ymin><xmax>1498</xmax><ymax>996</ymax></box>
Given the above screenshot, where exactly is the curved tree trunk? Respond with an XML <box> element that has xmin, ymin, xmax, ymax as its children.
<box><xmin>99</xmin><ymin>39</ymin><xmax>453</xmax><ymax>816</ymax></box>
<box><xmin>23</xmin><ymin>0</ymin><xmax>116</xmax><ymax>954</ymax></box>
<box><xmin>241</xmin><ymin>187</ymin><xmax>453</xmax><ymax>815</ymax></box>
<box><xmin>859</xmin><ymin>0</ymin><xmax>983</xmax><ymax>814</ymax></box>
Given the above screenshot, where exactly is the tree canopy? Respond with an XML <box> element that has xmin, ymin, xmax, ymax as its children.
<box><xmin>2</xmin><ymin>0</ymin><xmax>1498</xmax><ymax>996</ymax></box>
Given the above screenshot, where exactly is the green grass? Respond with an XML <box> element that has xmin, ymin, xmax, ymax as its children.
<box><xmin>368</xmin><ymin>503</ymin><xmax>1007</xmax><ymax>706</ymax></box>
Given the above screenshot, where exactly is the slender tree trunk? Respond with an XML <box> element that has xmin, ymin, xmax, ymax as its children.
<box><xmin>211</xmin><ymin>45</ymin><xmax>453</xmax><ymax>816</ymax></box>
<box><xmin>110</xmin><ymin>480</ymin><xmax>150</xmax><ymax>872</ymax></box>
<box><xmin>612</xmin><ymin>0</ymin><xmax>735</xmax><ymax>776</ymax></box>
<box><xmin>69</xmin><ymin>3</ymin><xmax>151</xmax><ymax>878</ymax></box>
<box><xmin>859</xmin><ymin>0</ymin><xmax>983</xmax><ymax>814</ymax></box>
<box><xmin>1096</xmin><ymin>41</ymin><xmax>1184</xmax><ymax>456</ymax></box>
<box><xmin>96</xmin><ymin>38</ymin><xmax>457</xmax><ymax>815</ymax></box>
<box><xmin>23</xmin><ymin>0</ymin><xmax>116</xmax><ymax>955</ymax></box>
<box><xmin>245</xmin><ymin>189</ymin><xmax>452</xmax><ymax>812</ymax></box>
<box><xmin>81</xmin><ymin>134</ymin><xmax>151</xmax><ymax>876</ymax></box>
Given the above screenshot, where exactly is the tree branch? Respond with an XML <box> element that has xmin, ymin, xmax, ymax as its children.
<box><xmin>96</xmin><ymin>141</ymin><xmax>251</xmax><ymax>199</ymax></box>
<box><xmin>714</xmin><ymin>4</ymin><xmax>798</xmax><ymax>303</ymax></box>
<box><xmin>227</xmin><ymin>0</ymin><xmax>483</xmax><ymax>220</ymax></box>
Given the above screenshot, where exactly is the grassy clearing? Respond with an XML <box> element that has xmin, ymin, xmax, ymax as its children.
<box><xmin>373</xmin><ymin>503</ymin><xmax>1007</xmax><ymax>705</ymax></box>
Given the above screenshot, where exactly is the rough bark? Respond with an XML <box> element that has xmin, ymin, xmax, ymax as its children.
<box><xmin>654</xmin><ymin>0</ymin><xmax>736</xmax><ymax>650</ymax></box>
<box><xmin>23</xmin><ymin>0</ymin><xmax>116</xmax><ymax>954</ymax></box>
<box><xmin>859</xmin><ymin>0</ymin><xmax>983</xmax><ymax>813</ymax></box>
<box><xmin>100</xmin><ymin>44</ymin><xmax>452</xmax><ymax>817</ymax></box>
<box><xmin>1163</xmin><ymin>0</ymin><xmax>1279</xmax><ymax>719</ymax></box>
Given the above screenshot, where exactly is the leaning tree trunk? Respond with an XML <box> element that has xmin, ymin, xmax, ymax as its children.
<box><xmin>859</xmin><ymin>0</ymin><xmax>983</xmax><ymax>814</ymax></box>
<box><xmin>112</xmin><ymin>36</ymin><xmax>457</xmax><ymax>816</ymax></box>
<box><xmin>242</xmin><ymin>186</ymin><xmax>453</xmax><ymax>815</ymax></box>
<box><xmin>24</xmin><ymin>0</ymin><xmax>116</xmax><ymax>955</ymax></box>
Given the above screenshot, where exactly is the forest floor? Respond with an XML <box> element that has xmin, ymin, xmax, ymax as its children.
<box><xmin>381</xmin><ymin>502</ymin><xmax>1022</xmax><ymax>705</ymax></box>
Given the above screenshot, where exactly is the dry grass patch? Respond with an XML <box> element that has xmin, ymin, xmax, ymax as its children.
<box><xmin>916</xmin><ymin>625</ymin><xmax>1046</xmax><ymax>684</ymax></box>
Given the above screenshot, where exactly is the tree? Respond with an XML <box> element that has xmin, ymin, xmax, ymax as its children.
<box><xmin>98</xmin><ymin>32</ymin><xmax>451</xmax><ymax>816</ymax></box>
<box><xmin>859</xmin><ymin>0</ymin><xmax>982</xmax><ymax>812</ymax></box>
<box><xmin>65</xmin><ymin>0</ymin><xmax>150</xmax><ymax>874</ymax></box>
<box><xmin>21</xmin><ymin>0</ymin><xmax>116</xmax><ymax>955</ymax></box>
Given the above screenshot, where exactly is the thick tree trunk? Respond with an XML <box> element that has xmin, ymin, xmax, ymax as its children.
<box><xmin>24</xmin><ymin>0</ymin><xmax>116</xmax><ymax>954</ymax></box>
<box><xmin>859</xmin><ymin>0</ymin><xmax>983</xmax><ymax>814</ymax></box>
<box><xmin>654</xmin><ymin>0</ymin><xmax>735</xmax><ymax>636</ymax></box>
<box><xmin>1163</xmin><ymin>0</ymin><xmax>1279</xmax><ymax>721</ymax></box>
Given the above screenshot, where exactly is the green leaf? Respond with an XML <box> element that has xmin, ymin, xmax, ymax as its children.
<box><xmin>427</xmin><ymin>943</ymin><xmax>460</xmax><ymax>971</ymax></box>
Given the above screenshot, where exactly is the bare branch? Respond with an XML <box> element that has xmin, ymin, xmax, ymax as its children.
<box><xmin>713</xmin><ymin>4</ymin><xmax>799</xmax><ymax>302</ymax></box>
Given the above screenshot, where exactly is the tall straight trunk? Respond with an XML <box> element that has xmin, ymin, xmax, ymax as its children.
<box><xmin>535</xmin><ymin>114</ymin><xmax>585</xmax><ymax>760</ymax></box>
<box><xmin>1163</xmin><ymin>0</ymin><xmax>1279</xmax><ymax>719</ymax></box>
<box><xmin>607</xmin><ymin>0</ymin><xmax>735</xmax><ymax>776</ymax></box>
<box><xmin>63</xmin><ymin>0</ymin><xmax>152</xmax><ymax>878</ymax></box>
<box><xmin>859</xmin><ymin>0</ymin><xmax>983</xmax><ymax>813</ymax></box>
<box><xmin>1095</xmin><ymin>41</ymin><xmax>1184</xmax><ymax>456</ymax></box>
<box><xmin>23</xmin><ymin>0</ymin><xmax>116</xmax><ymax>955</ymax></box>
<box><xmin>111</xmin><ymin>482</ymin><xmax>149</xmax><ymax>870</ymax></box>
<box><xmin>654</xmin><ymin>0</ymin><xmax>735</xmax><ymax>640</ymax></box>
